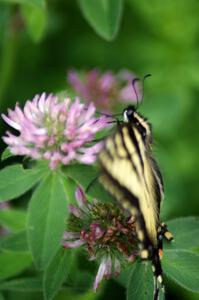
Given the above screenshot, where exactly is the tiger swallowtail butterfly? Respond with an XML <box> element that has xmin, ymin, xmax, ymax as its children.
<box><xmin>98</xmin><ymin>105</ymin><xmax>173</xmax><ymax>300</ymax></box>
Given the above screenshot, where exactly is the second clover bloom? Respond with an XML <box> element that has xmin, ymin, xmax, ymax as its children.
<box><xmin>1</xmin><ymin>93</ymin><xmax>108</xmax><ymax>169</ymax></box>
<box><xmin>67</xmin><ymin>69</ymin><xmax>141</xmax><ymax>112</ymax></box>
<box><xmin>62</xmin><ymin>187</ymin><xmax>139</xmax><ymax>291</ymax></box>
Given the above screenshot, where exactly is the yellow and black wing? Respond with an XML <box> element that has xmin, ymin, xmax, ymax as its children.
<box><xmin>99</xmin><ymin>122</ymin><xmax>163</xmax><ymax>258</ymax></box>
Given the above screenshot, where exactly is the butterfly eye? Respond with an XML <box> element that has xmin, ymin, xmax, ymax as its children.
<box><xmin>127</xmin><ymin>108</ymin><xmax>134</xmax><ymax>117</ymax></box>
<box><xmin>123</xmin><ymin>106</ymin><xmax>135</xmax><ymax>122</ymax></box>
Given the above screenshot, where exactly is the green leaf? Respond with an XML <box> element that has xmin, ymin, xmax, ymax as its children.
<box><xmin>165</xmin><ymin>217</ymin><xmax>199</xmax><ymax>250</ymax></box>
<box><xmin>63</xmin><ymin>164</ymin><xmax>114</xmax><ymax>202</ymax></box>
<box><xmin>78</xmin><ymin>0</ymin><xmax>123</xmax><ymax>41</ymax></box>
<box><xmin>63</xmin><ymin>164</ymin><xmax>99</xmax><ymax>189</ymax></box>
<box><xmin>0</xmin><ymin>0</ymin><xmax>47</xmax><ymax>41</ymax></box>
<box><xmin>54</xmin><ymin>290</ymin><xmax>96</xmax><ymax>300</ymax></box>
<box><xmin>0</xmin><ymin>293</ymin><xmax>5</xmax><ymax>300</ymax></box>
<box><xmin>163</xmin><ymin>250</ymin><xmax>199</xmax><ymax>293</ymax></box>
<box><xmin>21</xmin><ymin>3</ymin><xmax>47</xmax><ymax>42</ymax></box>
<box><xmin>127</xmin><ymin>260</ymin><xmax>154</xmax><ymax>300</ymax></box>
<box><xmin>0</xmin><ymin>277</ymin><xmax>42</xmax><ymax>291</ymax></box>
<box><xmin>0</xmin><ymin>209</ymin><xmax>26</xmax><ymax>232</ymax></box>
<box><xmin>1</xmin><ymin>147</ymin><xmax>13</xmax><ymax>161</ymax></box>
<box><xmin>0</xmin><ymin>164</ymin><xmax>46</xmax><ymax>202</ymax></box>
<box><xmin>62</xmin><ymin>176</ymin><xmax>77</xmax><ymax>205</ymax></box>
<box><xmin>0</xmin><ymin>0</ymin><xmax>44</xmax><ymax>7</ymax></box>
<box><xmin>0</xmin><ymin>231</ymin><xmax>28</xmax><ymax>252</ymax></box>
<box><xmin>43</xmin><ymin>248</ymin><xmax>72</xmax><ymax>300</ymax></box>
<box><xmin>27</xmin><ymin>173</ymin><xmax>68</xmax><ymax>269</ymax></box>
<box><xmin>117</xmin><ymin>265</ymin><xmax>132</xmax><ymax>287</ymax></box>
<box><xmin>0</xmin><ymin>252</ymin><xmax>32</xmax><ymax>280</ymax></box>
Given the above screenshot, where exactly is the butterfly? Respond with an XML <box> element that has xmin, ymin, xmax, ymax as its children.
<box><xmin>98</xmin><ymin>105</ymin><xmax>173</xmax><ymax>300</ymax></box>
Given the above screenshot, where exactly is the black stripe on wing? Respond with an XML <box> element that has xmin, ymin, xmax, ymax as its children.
<box><xmin>114</xmin><ymin>128</ymin><xmax>139</xmax><ymax>177</ymax></box>
<box><xmin>150</xmin><ymin>156</ymin><xmax>164</xmax><ymax>211</ymax></box>
<box><xmin>123</xmin><ymin>123</ymin><xmax>163</xmax><ymax>213</ymax></box>
<box><xmin>104</xmin><ymin>127</ymin><xmax>140</xmax><ymax>180</ymax></box>
<box><xmin>121</xmin><ymin>125</ymin><xmax>152</xmax><ymax>196</ymax></box>
<box><xmin>127</xmin><ymin>125</ymin><xmax>144</xmax><ymax>170</ymax></box>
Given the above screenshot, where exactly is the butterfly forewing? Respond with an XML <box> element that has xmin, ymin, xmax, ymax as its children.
<box><xmin>99</xmin><ymin>122</ymin><xmax>162</xmax><ymax>254</ymax></box>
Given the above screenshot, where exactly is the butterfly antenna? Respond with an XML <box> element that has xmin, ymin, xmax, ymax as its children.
<box><xmin>132</xmin><ymin>78</ymin><xmax>140</xmax><ymax>109</ymax></box>
<box><xmin>140</xmin><ymin>73</ymin><xmax>152</xmax><ymax>104</ymax></box>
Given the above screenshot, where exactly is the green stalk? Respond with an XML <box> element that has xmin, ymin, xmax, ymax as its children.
<box><xmin>0</xmin><ymin>7</ymin><xmax>21</xmax><ymax>111</ymax></box>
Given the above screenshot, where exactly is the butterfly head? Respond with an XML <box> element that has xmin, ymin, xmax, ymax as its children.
<box><xmin>123</xmin><ymin>105</ymin><xmax>152</xmax><ymax>144</ymax></box>
<box><xmin>123</xmin><ymin>105</ymin><xmax>136</xmax><ymax>123</ymax></box>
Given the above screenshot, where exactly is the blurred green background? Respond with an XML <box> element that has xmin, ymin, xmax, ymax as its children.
<box><xmin>0</xmin><ymin>0</ymin><xmax>199</xmax><ymax>299</ymax></box>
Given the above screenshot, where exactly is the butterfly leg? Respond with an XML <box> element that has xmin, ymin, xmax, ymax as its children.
<box><xmin>150</xmin><ymin>223</ymin><xmax>173</xmax><ymax>299</ymax></box>
<box><xmin>159</xmin><ymin>223</ymin><xmax>174</xmax><ymax>242</ymax></box>
<box><xmin>156</xmin><ymin>223</ymin><xmax>173</xmax><ymax>262</ymax></box>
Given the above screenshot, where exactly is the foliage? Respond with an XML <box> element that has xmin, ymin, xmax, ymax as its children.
<box><xmin>0</xmin><ymin>160</ymin><xmax>199</xmax><ymax>299</ymax></box>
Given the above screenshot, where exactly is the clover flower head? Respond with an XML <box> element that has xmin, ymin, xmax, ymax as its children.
<box><xmin>2</xmin><ymin>93</ymin><xmax>109</xmax><ymax>169</ymax></box>
<box><xmin>62</xmin><ymin>187</ymin><xmax>138</xmax><ymax>291</ymax></box>
<box><xmin>67</xmin><ymin>69</ymin><xmax>141</xmax><ymax>111</ymax></box>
